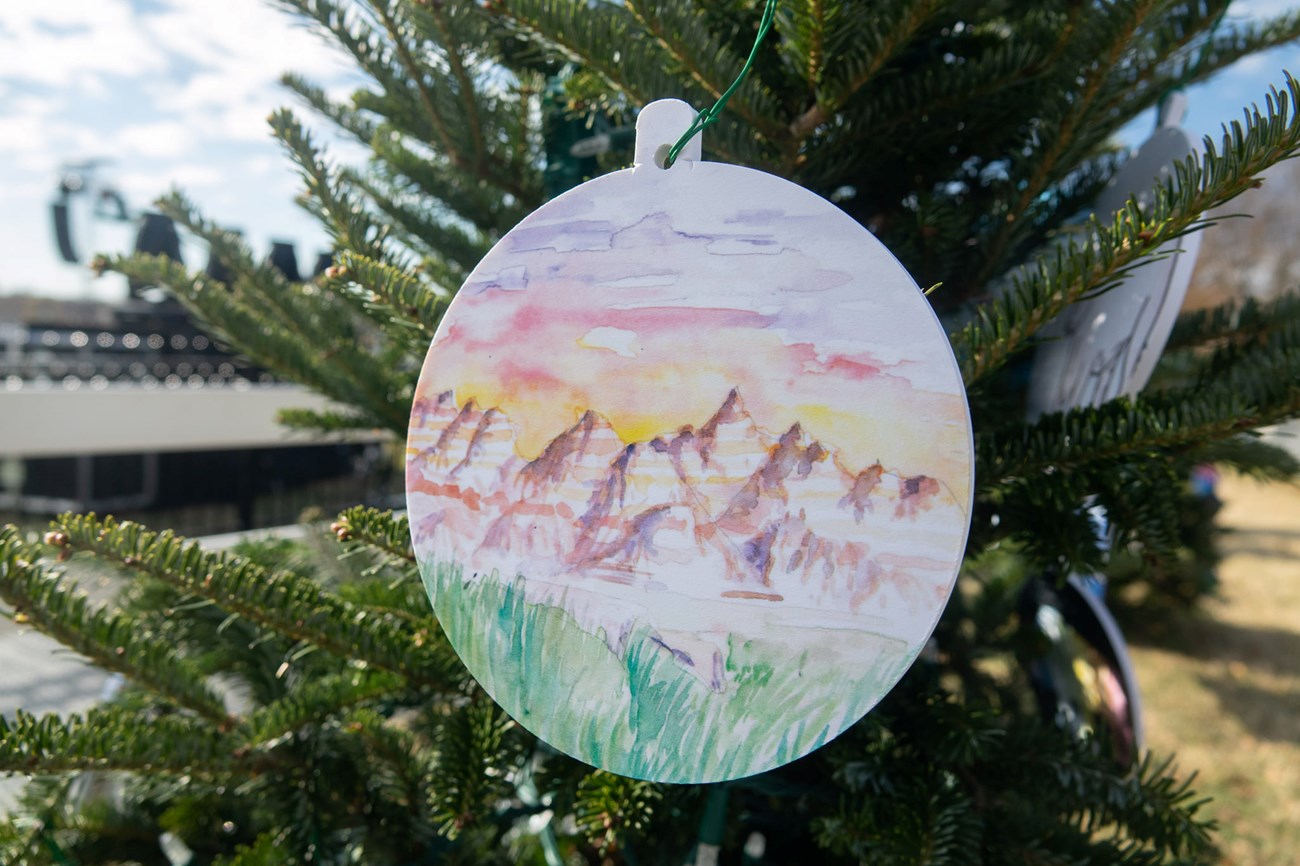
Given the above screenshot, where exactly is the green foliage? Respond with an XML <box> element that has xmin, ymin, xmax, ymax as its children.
<box><xmin>7</xmin><ymin>0</ymin><xmax>1300</xmax><ymax>862</ymax></box>
<box><xmin>815</xmin><ymin>695</ymin><xmax>1214</xmax><ymax>865</ymax></box>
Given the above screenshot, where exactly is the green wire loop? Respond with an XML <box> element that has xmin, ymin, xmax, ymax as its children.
<box><xmin>663</xmin><ymin>0</ymin><xmax>779</xmax><ymax>167</ymax></box>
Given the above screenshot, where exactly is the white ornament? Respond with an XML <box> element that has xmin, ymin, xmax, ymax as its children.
<box><xmin>406</xmin><ymin>100</ymin><xmax>974</xmax><ymax>782</ymax></box>
<box><xmin>1027</xmin><ymin>92</ymin><xmax>1203</xmax><ymax>419</ymax></box>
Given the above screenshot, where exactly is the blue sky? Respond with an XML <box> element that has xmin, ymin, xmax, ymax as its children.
<box><xmin>1</xmin><ymin>0</ymin><xmax>1299</xmax><ymax>301</ymax></box>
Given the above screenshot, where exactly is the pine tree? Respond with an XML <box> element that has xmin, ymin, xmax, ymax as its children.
<box><xmin>5</xmin><ymin>1</ymin><xmax>1300</xmax><ymax>863</ymax></box>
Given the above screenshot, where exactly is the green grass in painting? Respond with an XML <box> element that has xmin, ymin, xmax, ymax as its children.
<box><xmin>423</xmin><ymin>558</ymin><xmax>914</xmax><ymax>782</ymax></box>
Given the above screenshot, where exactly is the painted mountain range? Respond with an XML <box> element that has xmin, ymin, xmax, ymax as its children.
<box><xmin>407</xmin><ymin>388</ymin><xmax>964</xmax><ymax>619</ymax></box>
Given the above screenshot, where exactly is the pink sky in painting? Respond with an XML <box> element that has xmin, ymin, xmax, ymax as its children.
<box><xmin>416</xmin><ymin>168</ymin><xmax>971</xmax><ymax>495</ymax></box>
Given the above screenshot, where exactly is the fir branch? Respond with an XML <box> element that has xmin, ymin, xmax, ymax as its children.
<box><xmin>213</xmin><ymin>834</ymin><xmax>295</xmax><ymax>866</ymax></box>
<box><xmin>100</xmin><ymin>251</ymin><xmax>410</xmax><ymax>434</ymax></box>
<box><xmin>977</xmin><ymin>336</ymin><xmax>1300</xmax><ymax>488</ymax></box>
<box><xmin>774</xmin><ymin>0</ymin><xmax>827</xmax><ymax>94</ymax></box>
<box><xmin>372</xmin><ymin>0</ymin><xmax>459</xmax><ymax>157</ymax></box>
<box><xmin>48</xmin><ymin>515</ymin><xmax>463</xmax><ymax>691</ymax></box>
<box><xmin>407</xmin><ymin>0</ymin><xmax>489</xmax><ymax>168</ymax></box>
<box><xmin>368</xmin><ymin>132</ymin><xmax>534</xmax><ymax>235</ymax></box>
<box><xmin>428</xmin><ymin>699</ymin><xmax>522</xmax><ymax>839</ymax></box>
<box><xmin>281</xmin><ymin>72</ymin><xmax>378</xmax><ymax>145</ymax></box>
<box><xmin>491</xmin><ymin>1</ymin><xmax>762</xmax><ymax>166</ymax></box>
<box><xmin>0</xmin><ymin>528</ymin><xmax>230</xmax><ymax>725</ymax></box>
<box><xmin>624</xmin><ymin>0</ymin><xmax>788</xmax><ymax>141</ymax></box>
<box><xmin>0</xmin><ymin>709</ymin><xmax>237</xmax><ymax>775</ymax></box>
<box><xmin>1191</xmin><ymin>435</ymin><xmax>1300</xmax><ymax>482</ymax></box>
<box><xmin>1149</xmin><ymin>8</ymin><xmax>1300</xmax><ymax>98</ymax></box>
<box><xmin>971</xmin><ymin>0</ymin><xmax>1165</xmax><ymax>289</ymax></box>
<box><xmin>572</xmin><ymin>771</ymin><xmax>662</xmax><ymax>856</ymax></box>
<box><xmin>275</xmin><ymin>0</ymin><xmax>404</xmax><ymax>94</ymax></box>
<box><xmin>331</xmin><ymin>250</ymin><xmax>450</xmax><ymax>340</ymax></box>
<box><xmin>333</xmin><ymin>507</ymin><xmax>416</xmax><ymax>565</ymax></box>
<box><xmin>277</xmin><ymin>407</ymin><xmax>384</xmax><ymax>433</ymax></box>
<box><xmin>150</xmin><ymin>187</ymin><xmax>416</xmax><ymax>432</ymax></box>
<box><xmin>236</xmin><ymin>669</ymin><xmax>407</xmax><ymax>746</ymax></box>
<box><xmin>1165</xmin><ymin>291</ymin><xmax>1300</xmax><ymax>352</ymax></box>
<box><xmin>344</xmin><ymin>168</ymin><xmax>488</xmax><ymax>278</ymax></box>
<box><xmin>788</xmin><ymin>0</ymin><xmax>939</xmax><ymax>147</ymax></box>
<box><xmin>267</xmin><ymin>109</ymin><xmax>397</xmax><ymax>265</ymax></box>
<box><xmin>954</xmin><ymin>75</ymin><xmax>1300</xmax><ymax>387</ymax></box>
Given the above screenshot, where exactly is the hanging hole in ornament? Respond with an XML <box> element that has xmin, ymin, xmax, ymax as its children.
<box><xmin>654</xmin><ymin>143</ymin><xmax>673</xmax><ymax>169</ymax></box>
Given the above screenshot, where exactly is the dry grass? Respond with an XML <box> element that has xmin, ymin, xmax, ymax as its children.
<box><xmin>1128</xmin><ymin>473</ymin><xmax>1300</xmax><ymax>866</ymax></box>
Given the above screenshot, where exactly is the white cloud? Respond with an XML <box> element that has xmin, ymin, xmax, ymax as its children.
<box><xmin>0</xmin><ymin>2</ymin><xmax>171</xmax><ymax>88</ymax></box>
<box><xmin>116</xmin><ymin>163</ymin><xmax>223</xmax><ymax>198</ymax></box>
<box><xmin>0</xmin><ymin>0</ymin><xmax>361</xmax><ymax>299</ymax></box>
<box><xmin>111</xmin><ymin>119</ymin><xmax>199</xmax><ymax>159</ymax></box>
<box><xmin>579</xmin><ymin>327</ymin><xmax>641</xmax><ymax>358</ymax></box>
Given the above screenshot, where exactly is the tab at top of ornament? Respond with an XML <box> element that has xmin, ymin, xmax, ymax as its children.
<box><xmin>635</xmin><ymin>99</ymin><xmax>700</xmax><ymax>169</ymax></box>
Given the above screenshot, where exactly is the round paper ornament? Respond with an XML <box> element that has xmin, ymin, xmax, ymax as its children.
<box><xmin>406</xmin><ymin>100</ymin><xmax>974</xmax><ymax>783</ymax></box>
<box><xmin>1020</xmin><ymin>574</ymin><xmax>1144</xmax><ymax>766</ymax></box>
<box><xmin>1026</xmin><ymin>92</ymin><xmax>1203</xmax><ymax>420</ymax></box>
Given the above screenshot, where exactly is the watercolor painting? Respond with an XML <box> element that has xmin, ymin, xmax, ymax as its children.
<box><xmin>406</xmin><ymin>159</ymin><xmax>974</xmax><ymax>783</ymax></box>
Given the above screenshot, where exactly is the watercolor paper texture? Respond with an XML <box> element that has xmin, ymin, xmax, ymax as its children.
<box><xmin>1027</xmin><ymin>96</ymin><xmax>1202</xmax><ymax>420</ymax></box>
<box><xmin>406</xmin><ymin>126</ymin><xmax>974</xmax><ymax>782</ymax></box>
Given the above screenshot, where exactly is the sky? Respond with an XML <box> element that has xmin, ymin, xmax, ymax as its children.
<box><xmin>1</xmin><ymin>1</ymin><xmax>1300</xmax><ymax>301</ymax></box>
<box><xmin>0</xmin><ymin>0</ymin><xmax>362</xmax><ymax>299</ymax></box>
<box><xmin>418</xmin><ymin>164</ymin><xmax>973</xmax><ymax>495</ymax></box>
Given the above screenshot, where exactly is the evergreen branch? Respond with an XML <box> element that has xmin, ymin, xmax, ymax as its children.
<box><xmin>0</xmin><ymin>528</ymin><xmax>230</xmax><ymax>725</ymax></box>
<box><xmin>370</xmin><ymin>1</ymin><xmax>535</xmax><ymax>203</ymax></box>
<box><xmin>954</xmin><ymin>75</ymin><xmax>1300</xmax><ymax>386</ymax></box>
<box><xmin>281</xmin><ymin>72</ymin><xmax>378</xmax><ymax>145</ymax></box>
<box><xmin>0</xmin><ymin>709</ymin><xmax>238</xmax><ymax>775</ymax></box>
<box><xmin>369</xmin><ymin>132</ymin><xmax>534</xmax><ymax>234</ymax></box>
<box><xmin>1192</xmin><ymin>435</ymin><xmax>1300</xmax><ymax>482</ymax></box>
<box><xmin>372</xmin><ymin>0</ymin><xmax>459</xmax><ymax>157</ymax></box>
<box><xmin>971</xmin><ymin>0</ymin><xmax>1164</xmax><ymax>288</ymax></box>
<box><xmin>334</xmin><ymin>507</ymin><xmax>416</xmax><ymax>564</ymax></box>
<box><xmin>277</xmin><ymin>407</ymin><xmax>384</xmax><ymax>433</ymax></box>
<box><xmin>99</xmin><ymin>252</ymin><xmax>409</xmax><ymax>434</ymax></box>
<box><xmin>48</xmin><ymin>515</ymin><xmax>464</xmax><ymax>691</ymax></box>
<box><xmin>159</xmin><ymin>185</ymin><xmax>417</xmax><ymax>433</ymax></box>
<box><xmin>1165</xmin><ymin>291</ymin><xmax>1300</xmax><ymax>352</ymax></box>
<box><xmin>1153</xmin><ymin>8</ymin><xmax>1300</xmax><ymax>98</ymax></box>
<box><xmin>794</xmin><ymin>40</ymin><xmax>1049</xmax><ymax>188</ymax></box>
<box><xmin>161</xmin><ymin>186</ymin><xmax>370</xmax><ymax>342</ymax></box>
<box><xmin>237</xmin><ymin>669</ymin><xmax>407</xmax><ymax>746</ymax></box>
<box><xmin>213</xmin><ymin>833</ymin><xmax>295</xmax><ymax>866</ymax></box>
<box><xmin>267</xmin><ymin>109</ymin><xmax>396</xmax><ymax>265</ymax></box>
<box><xmin>774</xmin><ymin>0</ymin><xmax>826</xmax><ymax>94</ymax></box>
<box><xmin>407</xmin><ymin>0</ymin><xmax>489</xmax><ymax>167</ymax></box>
<box><xmin>345</xmin><ymin>169</ymin><xmax>488</xmax><ymax>277</ymax></box>
<box><xmin>428</xmin><ymin>698</ymin><xmax>522</xmax><ymax>838</ymax></box>
<box><xmin>342</xmin><ymin>707</ymin><xmax>440</xmax><ymax>841</ymax></box>
<box><xmin>274</xmin><ymin>0</ymin><xmax>404</xmax><ymax>95</ymax></box>
<box><xmin>977</xmin><ymin>336</ymin><xmax>1300</xmax><ymax>488</ymax></box>
<box><xmin>789</xmin><ymin>0</ymin><xmax>938</xmax><ymax>147</ymax></box>
<box><xmin>327</xmin><ymin>250</ymin><xmax>450</xmax><ymax>344</ymax></box>
<box><xmin>491</xmin><ymin>0</ymin><xmax>752</xmax><ymax>165</ymax></box>
<box><xmin>624</xmin><ymin>0</ymin><xmax>788</xmax><ymax>142</ymax></box>
<box><xmin>573</xmin><ymin>771</ymin><xmax>662</xmax><ymax>856</ymax></box>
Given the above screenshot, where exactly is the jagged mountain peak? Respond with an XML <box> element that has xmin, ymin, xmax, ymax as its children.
<box><xmin>410</xmin><ymin>387</ymin><xmax>959</xmax><ymax>621</ymax></box>
<box><xmin>517</xmin><ymin>406</ymin><xmax>622</xmax><ymax>491</ymax></box>
<box><xmin>699</xmin><ymin>387</ymin><xmax>749</xmax><ymax>435</ymax></box>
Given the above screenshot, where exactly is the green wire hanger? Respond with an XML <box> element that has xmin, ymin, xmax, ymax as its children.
<box><xmin>663</xmin><ymin>0</ymin><xmax>779</xmax><ymax>167</ymax></box>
